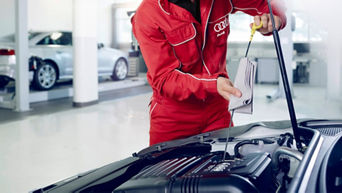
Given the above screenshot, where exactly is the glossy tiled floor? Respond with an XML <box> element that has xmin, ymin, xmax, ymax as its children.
<box><xmin>0</xmin><ymin>84</ymin><xmax>341</xmax><ymax>193</ymax></box>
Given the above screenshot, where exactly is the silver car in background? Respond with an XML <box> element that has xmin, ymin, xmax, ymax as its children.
<box><xmin>0</xmin><ymin>31</ymin><xmax>129</xmax><ymax>90</ymax></box>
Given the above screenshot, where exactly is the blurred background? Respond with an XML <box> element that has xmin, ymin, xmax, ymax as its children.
<box><xmin>0</xmin><ymin>0</ymin><xmax>341</xmax><ymax>192</ymax></box>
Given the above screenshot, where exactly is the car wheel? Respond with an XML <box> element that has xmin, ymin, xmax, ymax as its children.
<box><xmin>32</xmin><ymin>61</ymin><xmax>57</xmax><ymax>90</ymax></box>
<box><xmin>111</xmin><ymin>58</ymin><xmax>128</xmax><ymax>81</ymax></box>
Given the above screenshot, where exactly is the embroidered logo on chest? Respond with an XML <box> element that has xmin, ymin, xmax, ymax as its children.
<box><xmin>213</xmin><ymin>16</ymin><xmax>229</xmax><ymax>37</ymax></box>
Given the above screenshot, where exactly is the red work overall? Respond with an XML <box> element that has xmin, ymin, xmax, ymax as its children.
<box><xmin>132</xmin><ymin>0</ymin><xmax>286</xmax><ymax>145</ymax></box>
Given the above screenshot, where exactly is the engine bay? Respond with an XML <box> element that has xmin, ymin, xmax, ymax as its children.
<box><xmin>114</xmin><ymin>130</ymin><xmax>304</xmax><ymax>193</ymax></box>
<box><xmin>31</xmin><ymin>120</ymin><xmax>342</xmax><ymax>193</ymax></box>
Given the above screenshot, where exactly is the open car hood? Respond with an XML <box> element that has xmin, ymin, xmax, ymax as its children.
<box><xmin>31</xmin><ymin>119</ymin><xmax>342</xmax><ymax>193</ymax></box>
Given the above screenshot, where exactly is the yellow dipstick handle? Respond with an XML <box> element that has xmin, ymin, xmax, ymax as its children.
<box><xmin>245</xmin><ymin>21</ymin><xmax>263</xmax><ymax>57</ymax></box>
<box><xmin>249</xmin><ymin>21</ymin><xmax>263</xmax><ymax>41</ymax></box>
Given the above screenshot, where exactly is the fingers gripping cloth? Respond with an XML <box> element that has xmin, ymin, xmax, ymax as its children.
<box><xmin>228</xmin><ymin>58</ymin><xmax>257</xmax><ymax>114</ymax></box>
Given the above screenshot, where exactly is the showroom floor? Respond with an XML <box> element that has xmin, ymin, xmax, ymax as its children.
<box><xmin>0</xmin><ymin>84</ymin><xmax>341</xmax><ymax>193</ymax></box>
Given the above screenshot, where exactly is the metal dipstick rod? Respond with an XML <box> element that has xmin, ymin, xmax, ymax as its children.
<box><xmin>223</xmin><ymin>110</ymin><xmax>234</xmax><ymax>161</ymax></box>
<box><xmin>222</xmin><ymin>22</ymin><xmax>263</xmax><ymax>161</ymax></box>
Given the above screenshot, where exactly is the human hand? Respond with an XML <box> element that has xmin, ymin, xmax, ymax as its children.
<box><xmin>251</xmin><ymin>14</ymin><xmax>282</xmax><ymax>34</ymax></box>
<box><xmin>217</xmin><ymin>77</ymin><xmax>242</xmax><ymax>101</ymax></box>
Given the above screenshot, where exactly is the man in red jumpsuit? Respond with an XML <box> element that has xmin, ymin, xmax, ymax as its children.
<box><xmin>132</xmin><ymin>0</ymin><xmax>286</xmax><ymax>145</ymax></box>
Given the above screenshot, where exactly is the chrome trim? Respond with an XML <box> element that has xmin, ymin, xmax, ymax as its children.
<box><xmin>298</xmin><ymin>137</ymin><xmax>324</xmax><ymax>193</ymax></box>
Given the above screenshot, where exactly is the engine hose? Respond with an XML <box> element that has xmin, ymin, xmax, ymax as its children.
<box><xmin>234</xmin><ymin>138</ymin><xmax>276</xmax><ymax>158</ymax></box>
<box><xmin>272</xmin><ymin>146</ymin><xmax>303</xmax><ymax>172</ymax></box>
<box><xmin>234</xmin><ymin>140</ymin><xmax>258</xmax><ymax>158</ymax></box>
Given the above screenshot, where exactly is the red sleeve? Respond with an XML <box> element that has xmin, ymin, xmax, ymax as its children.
<box><xmin>231</xmin><ymin>0</ymin><xmax>287</xmax><ymax>31</ymax></box>
<box><xmin>131</xmin><ymin>15</ymin><xmax>222</xmax><ymax>101</ymax></box>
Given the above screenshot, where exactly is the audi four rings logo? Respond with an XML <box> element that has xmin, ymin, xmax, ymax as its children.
<box><xmin>214</xmin><ymin>16</ymin><xmax>229</xmax><ymax>33</ymax></box>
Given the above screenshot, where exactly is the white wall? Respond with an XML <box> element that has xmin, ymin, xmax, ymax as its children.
<box><xmin>0</xmin><ymin>0</ymin><xmax>15</xmax><ymax>37</ymax></box>
<box><xmin>0</xmin><ymin>0</ymin><xmax>140</xmax><ymax>47</ymax></box>
<box><xmin>28</xmin><ymin>0</ymin><xmax>72</xmax><ymax>32</ymax></box>
<box><xmin>0</xmin><ymin>0</ymin><xmax>72</xmax><ymax>37</ymax></box>
<box><xmin>28</xmin><ymin>0</ymin><xmax>141</xmax><ymax>46</ymax></box>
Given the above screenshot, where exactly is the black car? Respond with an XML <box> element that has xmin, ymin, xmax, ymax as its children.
<box><xmin>31</xmin><ymin>119</ymin><xmax>342</xmax><ymax>193</ymax></box>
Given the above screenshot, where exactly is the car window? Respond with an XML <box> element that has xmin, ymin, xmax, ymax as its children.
<box><xmin>37</xmin><ymin>32</ymin><xmax>72</xmax><ymax>46</ymax></box>
<box><xmin>60</xmin><ymin>32</ymin><xmax>72</xmax><ymax>45</ymax></box>
<box><xmin>29</xmin><ymin>32</ymin><xmax>40</xmax><ymax>40</ymax></box>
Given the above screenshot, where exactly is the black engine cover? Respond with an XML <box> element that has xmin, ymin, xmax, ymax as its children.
<box><xmin>114</xmin><ymin>152</ymin><xmax>273</xmax><ymax>193</ymax></box>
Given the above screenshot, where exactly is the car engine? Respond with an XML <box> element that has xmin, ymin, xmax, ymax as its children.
<box><xmin>114</xmin><ymin>133</ymin><xmax>301</xmax><ymax>193</ymax></box>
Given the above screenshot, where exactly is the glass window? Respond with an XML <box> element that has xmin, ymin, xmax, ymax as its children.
<box><xmin>229</xmin><ymin>12</ymin><xmax>273</xmax><ymax>42</ymax></box>
<box><xmin>115</xmin><ymin>8</ymin><xmax>133</xmax><ymax>45</ymax></box>
<box><xmin>292</xmin><ymin>11</ymin><xmax>325</xmax><ymax>42</ymax></box>
<box><xmin>230</xmin><ymin>11</ymin><xmax>325</xmax><ymax>43</ymax></box>
<box><xmin>59</xmin><ymin>32</ymin><xmax>72</xmax><ymax>45</ymax></box>
<box><xmin>229</xmin><ymin>13</ymin><xmax>252</xmax><ymax>42</ymax></box>
<box><xmin>29</xmin><ymin>32</ymin><xmax>41</xmax><ymax>40</ymax></box>
<box><xmin>292</xmin><ymin>12</ymin><xmax>309</xmax><ymax>42</ymax></box>
<box><xmin>37</xmin><ymin>32</ymin><xmax>72</xmax><ymax>46</ymax></box>
<box><xmin>37</xmin><ymin>35</ymin><xmax>51</xmax><ymax>45</ymax></box>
